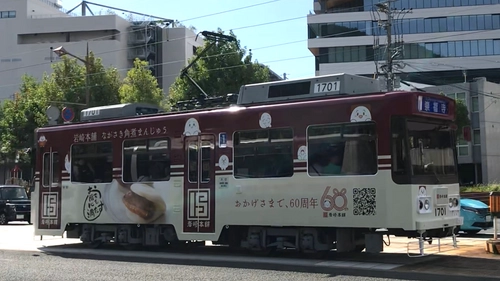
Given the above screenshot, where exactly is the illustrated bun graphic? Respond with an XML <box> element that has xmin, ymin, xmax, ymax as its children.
<box><xmin>122</xmin><ymin>183</ymin><xmax>166</xmax><ymax>223</ymax></box>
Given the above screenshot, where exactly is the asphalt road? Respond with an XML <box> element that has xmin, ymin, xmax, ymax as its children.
<box><xmin>1</xmin><ymin>223</ymin><xmax>500</xmax><ymax>281</ymax></box>
<box><xmin>0</xmin><ymin>250</ymin><xmax>413</xmax><ymax>281</ymax></box>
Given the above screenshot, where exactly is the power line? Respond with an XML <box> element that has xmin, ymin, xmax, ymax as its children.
<box><xmin>401</xmin><ymin>63</ymin><xmax>500</xmax><ymax>100</ymax></box>
<box><xmin>177</xmin><ymin>0</ymin><xmax>282</xmax><ymax>23</ymax></box>
<box><xmin>1</xmin><ymin>2</ymin><xmax>499</xmax><ymax>96</ymax></box>
<box><xmin>0</xmin><ymin>26</ymin><xmax>498</xmax><ymax>94</ymax></box>
<box><xmin>0</xmin><ymin>0</ymin><xmax>283</xmax><ymax>63</ymax></box>
<box><xmin>1</xmin><ymin>1</ymin><xmax>494</xmax><ymax>78</ymax></box>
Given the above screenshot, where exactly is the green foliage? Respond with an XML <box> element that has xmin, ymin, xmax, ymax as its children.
<box><xmin>440</xmin><ymin>92</ymin><xmax>471</xmax><ymax>137</ymax></box>
<box><xmin>119</xmin><ymin>59</ymin><xmax>164</xmax><ymax>106</ymax></box>
<box><xmin>460</xmin><ymin>184</ymin><xmax>500</xmax><ymax>193</ymax></box>
<box><xmin>0</xmin><ymin>75</ymin><xmax>48</xmax><ymax>161</ymax></box>
<box><xmin>167</xmin><ymin>29</ymin><xmax>271</xmax><ymax>106</ymax></box>
<box><xmin>46</xmin><ymin>52</ymin><xmax>122</xmax><ymax>115</ymax></box>
<box><xmin>0</xmin><ymin>53</ymin><xmax>163</xmax><ymax>165</ymax></box>
<box><xmin>455</xmin><ymin>99</ymin><xmax>470</xmax><ymax>136</ymax></box>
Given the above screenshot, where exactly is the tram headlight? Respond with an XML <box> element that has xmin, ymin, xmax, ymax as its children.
<box><xmin>448</xmin><ymin>195</ymin><xmax>460</xmax><ymax>210</ymax></box>
<box><xmin>417</xmin><ymin>196</ymin><xmax>432</xmax><ymax>214</ymax></box>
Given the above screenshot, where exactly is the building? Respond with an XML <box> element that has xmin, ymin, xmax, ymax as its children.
<box><xmin>404</xmin><ymin>77</ymin><xmax>500</xmax><ymax>185</ymax></box>
<box><xmin>0</xmin><ymin>0</ymin><xmax>203</xmax><ymax>102</ymax></box>
<box><xmin>308</xmin><ymin>0</ymin><xmax>500</xmax><ymax>86</ymax></box>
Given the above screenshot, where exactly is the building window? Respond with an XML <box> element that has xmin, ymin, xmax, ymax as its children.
<box><xmin>471</xmin><ymin>96</ymin><xmax>479</xmax><ymax>112</ymax></box>
<box><xmin>0</xmin><ymin>11</ymin><xmax>16</xmax><ymax>18</ymax></box>
<box><xmin>233</xmin><ymin>128</ymin><xmax>294</xmax><ymax>179</ymax></box>
<box><xmin>473</xmin><ymin>129</ymin><xmax>481</xmax><ymax>145</ymax></box>
<box><xmin>457</xmin><ymin>136</ymin><xmax>469</xmax><ymax>156</ymax></box>
<box><xmin>71</xmin><ymin>142</ymin><xmax>113</xmax><ymax>183</ymax></box>
<box><xmin>309</xmin><ymin>14</ymin><xmax>500</xmax><ymax>38</ymax></box>
<box><xmin>307</xmin><ymin>122</ymin><xmax>377</xmax><ymax>176</ymax></box>
<box><xmin>316</xmin><ymin>39</ymin><xmax>500</xmax><ymax>64</ymax></box>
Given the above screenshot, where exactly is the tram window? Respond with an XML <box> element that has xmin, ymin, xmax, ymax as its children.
<box><xmin>233</xmin><ymin>128</ymin><xmax>294</xmax><ymax>179</ymax></box>
<box><xmin>307</xmin><ymin>122</ymin><xmax>377</xmax><ymax>176</ymax></box>
<box><xmin>407</xmin><ymin>121</ymin><xmax>457</xmax><ymax>176</ymax></box>
<box><xmin>71</xmin><ymin>142</ymin><xmax>113</xmax><ymax>183</ymax></box>
<box><xmin>122</xmin><ymin>138</ymin><xmax>171</xmax><ymax>183</ymax></box>
<box><xmin>391</xmin><ymin>117</ymin><xmax>408</xmax><ymax>177</ymax></box>
<box><xmin>187</xmin><ymin>140</ymin><xmax>212</xmax><ymax>183</ymax></box>
<box><xmin>42</xmin><ymin>152</ymin><xmax>60</xmax><ymax>187</ymax></box>
<box><xmin>391</xmin><ymin>117</ymin><xmax>458</xmax><ymax>185</ymax></box>
<box><xmin>188</xmin><ymin>141</ymin><xmax>198</xmax><ymax>183</ymax></box>
<box><xmin>42</xmin><ymin>153</ymin><xmax>50</xmax><ymax>186</ymax></box>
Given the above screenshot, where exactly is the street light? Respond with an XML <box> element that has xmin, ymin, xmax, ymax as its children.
<box><xmin>52</xmin><ymin>42</ymin><xmax>90</xmax><ymax>107</ymax></box>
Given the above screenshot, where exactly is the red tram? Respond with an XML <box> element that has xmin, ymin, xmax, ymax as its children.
<box><xmin>32</xmin><ymin>73</ymin><xmax>462</xmax><ymax>254</ymax></box>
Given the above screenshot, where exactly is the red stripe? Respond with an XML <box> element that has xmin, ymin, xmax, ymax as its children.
<box><xmin>294</xmin><ymin>162</ymin><xmax>307</xmax><ymax>168</ymax></box>
<box><xmin>378</xmin><ymin>159</ymin><xmax>391</xmax><ymax>164</ymax></box>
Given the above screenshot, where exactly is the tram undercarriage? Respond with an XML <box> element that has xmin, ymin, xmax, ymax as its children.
<box><xmin>65</xmin><ymin>223</ymin><xmax>458</xmax><ymax>255</ymax></box>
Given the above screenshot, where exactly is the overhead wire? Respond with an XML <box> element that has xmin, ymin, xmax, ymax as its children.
<box><xmin>1</xmin><ymin>26</ymin><xmax>499</xmax><ymax>98</ymax></box>
<box><xmin>400</xmin><ymin>63</ymin><xmax>500</xmax><ymax>100</ymax></box>
<box><xmin>2</xmin><ymin>3</ymin><xmax>500</xmax><ymax>98</ymax></box>
<box><xmin>0</xmin><ymin>0</ymin><xmax>283</xmax><ymax>62</ymax></box>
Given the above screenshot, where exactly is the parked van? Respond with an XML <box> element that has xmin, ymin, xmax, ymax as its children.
<box><xmin>0</xmin><ymin>185</ymin><xmax>31</xmax><ymax>225</ymax></box>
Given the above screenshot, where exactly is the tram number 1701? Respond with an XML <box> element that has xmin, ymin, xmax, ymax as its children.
<box><xmin>435</xmin><ymin>207</ymin><xmax>447</xmax><ymax>216</ymax></box>
<box><xmin>314</xmin><ymin>81</ymin><xmax>340</xmax><ymax>94</ymax></box>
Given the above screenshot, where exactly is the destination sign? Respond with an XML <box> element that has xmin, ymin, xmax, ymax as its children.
<box><xmin>417</xmin><ymin>96</ymin><xmax>449</xmax><ymax>115</ymax></box>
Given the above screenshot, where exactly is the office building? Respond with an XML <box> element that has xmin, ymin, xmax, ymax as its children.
<box><xmin>308</xmin><ymin>0</ymin><xmax>500</xmax><ymax>85</ymax></box>
<box><xmin>0</xmin><ymin>0</ymin><xmax>203</xmax><ymax>101</ymax></box>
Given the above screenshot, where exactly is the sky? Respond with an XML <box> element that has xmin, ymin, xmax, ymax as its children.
<box><xmin>60</xmin><ymin>0</ymin><xmax>316</xmax><ymax>80</ymax></box>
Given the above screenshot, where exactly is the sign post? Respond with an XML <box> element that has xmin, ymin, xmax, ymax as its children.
<box><xmin>61</xmin><ymin>107</ymin><xmax>75</xmax><ymax>123</ymax></box>
<box><xmin>486</xmin><ymin>191</ymin><xmax>500</xmax><ymax>254</ymax></box>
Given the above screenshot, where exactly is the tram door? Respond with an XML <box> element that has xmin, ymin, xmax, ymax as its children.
<box><xmin>183</xmin><ymin>135</ymin><xmax>216</xmax><ymax>233</ymax></box>
<box><xmin>38</xmin><ymin>148</ymin><xmax>61</xmax><ymax>230</ymax></box>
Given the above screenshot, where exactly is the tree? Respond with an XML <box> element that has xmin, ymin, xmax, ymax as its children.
<box><xmin>0</xmin><ymin>52</ymin><xmax>122</xmax><ymax>165</ymax></box>
<box><xmin>0</xmin><ymin>75</ymin><xmax>48</xmax><ymax>164</ymax></box>
<box><xmin>439</xmin><ymin>92</ymin><xmax>471</xmax><ymax>138</ymax></box>
<box><xmin>52</xmin><ymin>52</ymin><xmax>121</xmax><ymax>110</ymax></box>
<box><xmin>167</xmin><ymin>29</ymin><xmax>271</xmax><ymax>106</ymax></box>
<box><xmin>455</xmin><ymin>99</ymin><xmax>470</xmax><ymax>138</ymax></box>
<box><xmin>119</xmin><ymin>58</ymin><xmax>165</xmax><ymax>105</ymax></box>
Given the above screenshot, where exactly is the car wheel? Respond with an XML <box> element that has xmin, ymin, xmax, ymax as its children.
<box><xmin>0</xmin><ymin>213</ymin><xmax>8</xmax><ymax>225</ymax></box>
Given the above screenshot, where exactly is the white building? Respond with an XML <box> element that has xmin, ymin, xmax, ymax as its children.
<box><xmin>308</xmin><ymin>0</ymin><xmax>500</xmax><ymax>85</ymax></box>
<box><xmin>0</xmin><ymin>0</ymin><xmax>202</xmax><ymax>101</ymax></box>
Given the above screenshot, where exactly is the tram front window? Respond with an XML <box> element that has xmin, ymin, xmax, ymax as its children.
<box><xmin>391</xmin><ymin>117</ymin><xmax>458</xmax><ymax>185</ymax></box>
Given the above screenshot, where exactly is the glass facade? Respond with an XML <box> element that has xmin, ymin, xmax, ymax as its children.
<box><xmin>309</xmin><ymin>14</ymin><xmax>500</xmax><ymax>39</ymax></box>
<box><xmin>321</xmin><ymin>0</ymin><xmax>500</xmax><ymax>14</ymax></box>
<box><xmin>316</xmin><ymin>39</ymin><xmax>500</xmax><ymax>64</ymax></box>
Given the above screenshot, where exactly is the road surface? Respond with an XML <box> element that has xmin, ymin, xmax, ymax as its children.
<box><xmin>1</xmin><ymin>223</ymin><xmax>500</xmax><ymax>281</ymax></box>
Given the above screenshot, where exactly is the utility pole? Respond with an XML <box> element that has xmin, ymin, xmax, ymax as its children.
<box><xmin>373</xmin><ymin>0</ymin><xmax>411</xmax><ymax>91</ymax></box>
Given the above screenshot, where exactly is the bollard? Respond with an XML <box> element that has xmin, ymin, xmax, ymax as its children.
<box><xmin>490</xmin><ymin>191</ymin><xmax>500</xmax><ymax>240</ymax></box>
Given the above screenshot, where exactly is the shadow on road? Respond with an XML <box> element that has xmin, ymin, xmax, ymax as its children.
<box><xmin>35</xmin><ymin>243</ymin><xmax>500</xmax><ymax>281</ymax></box>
